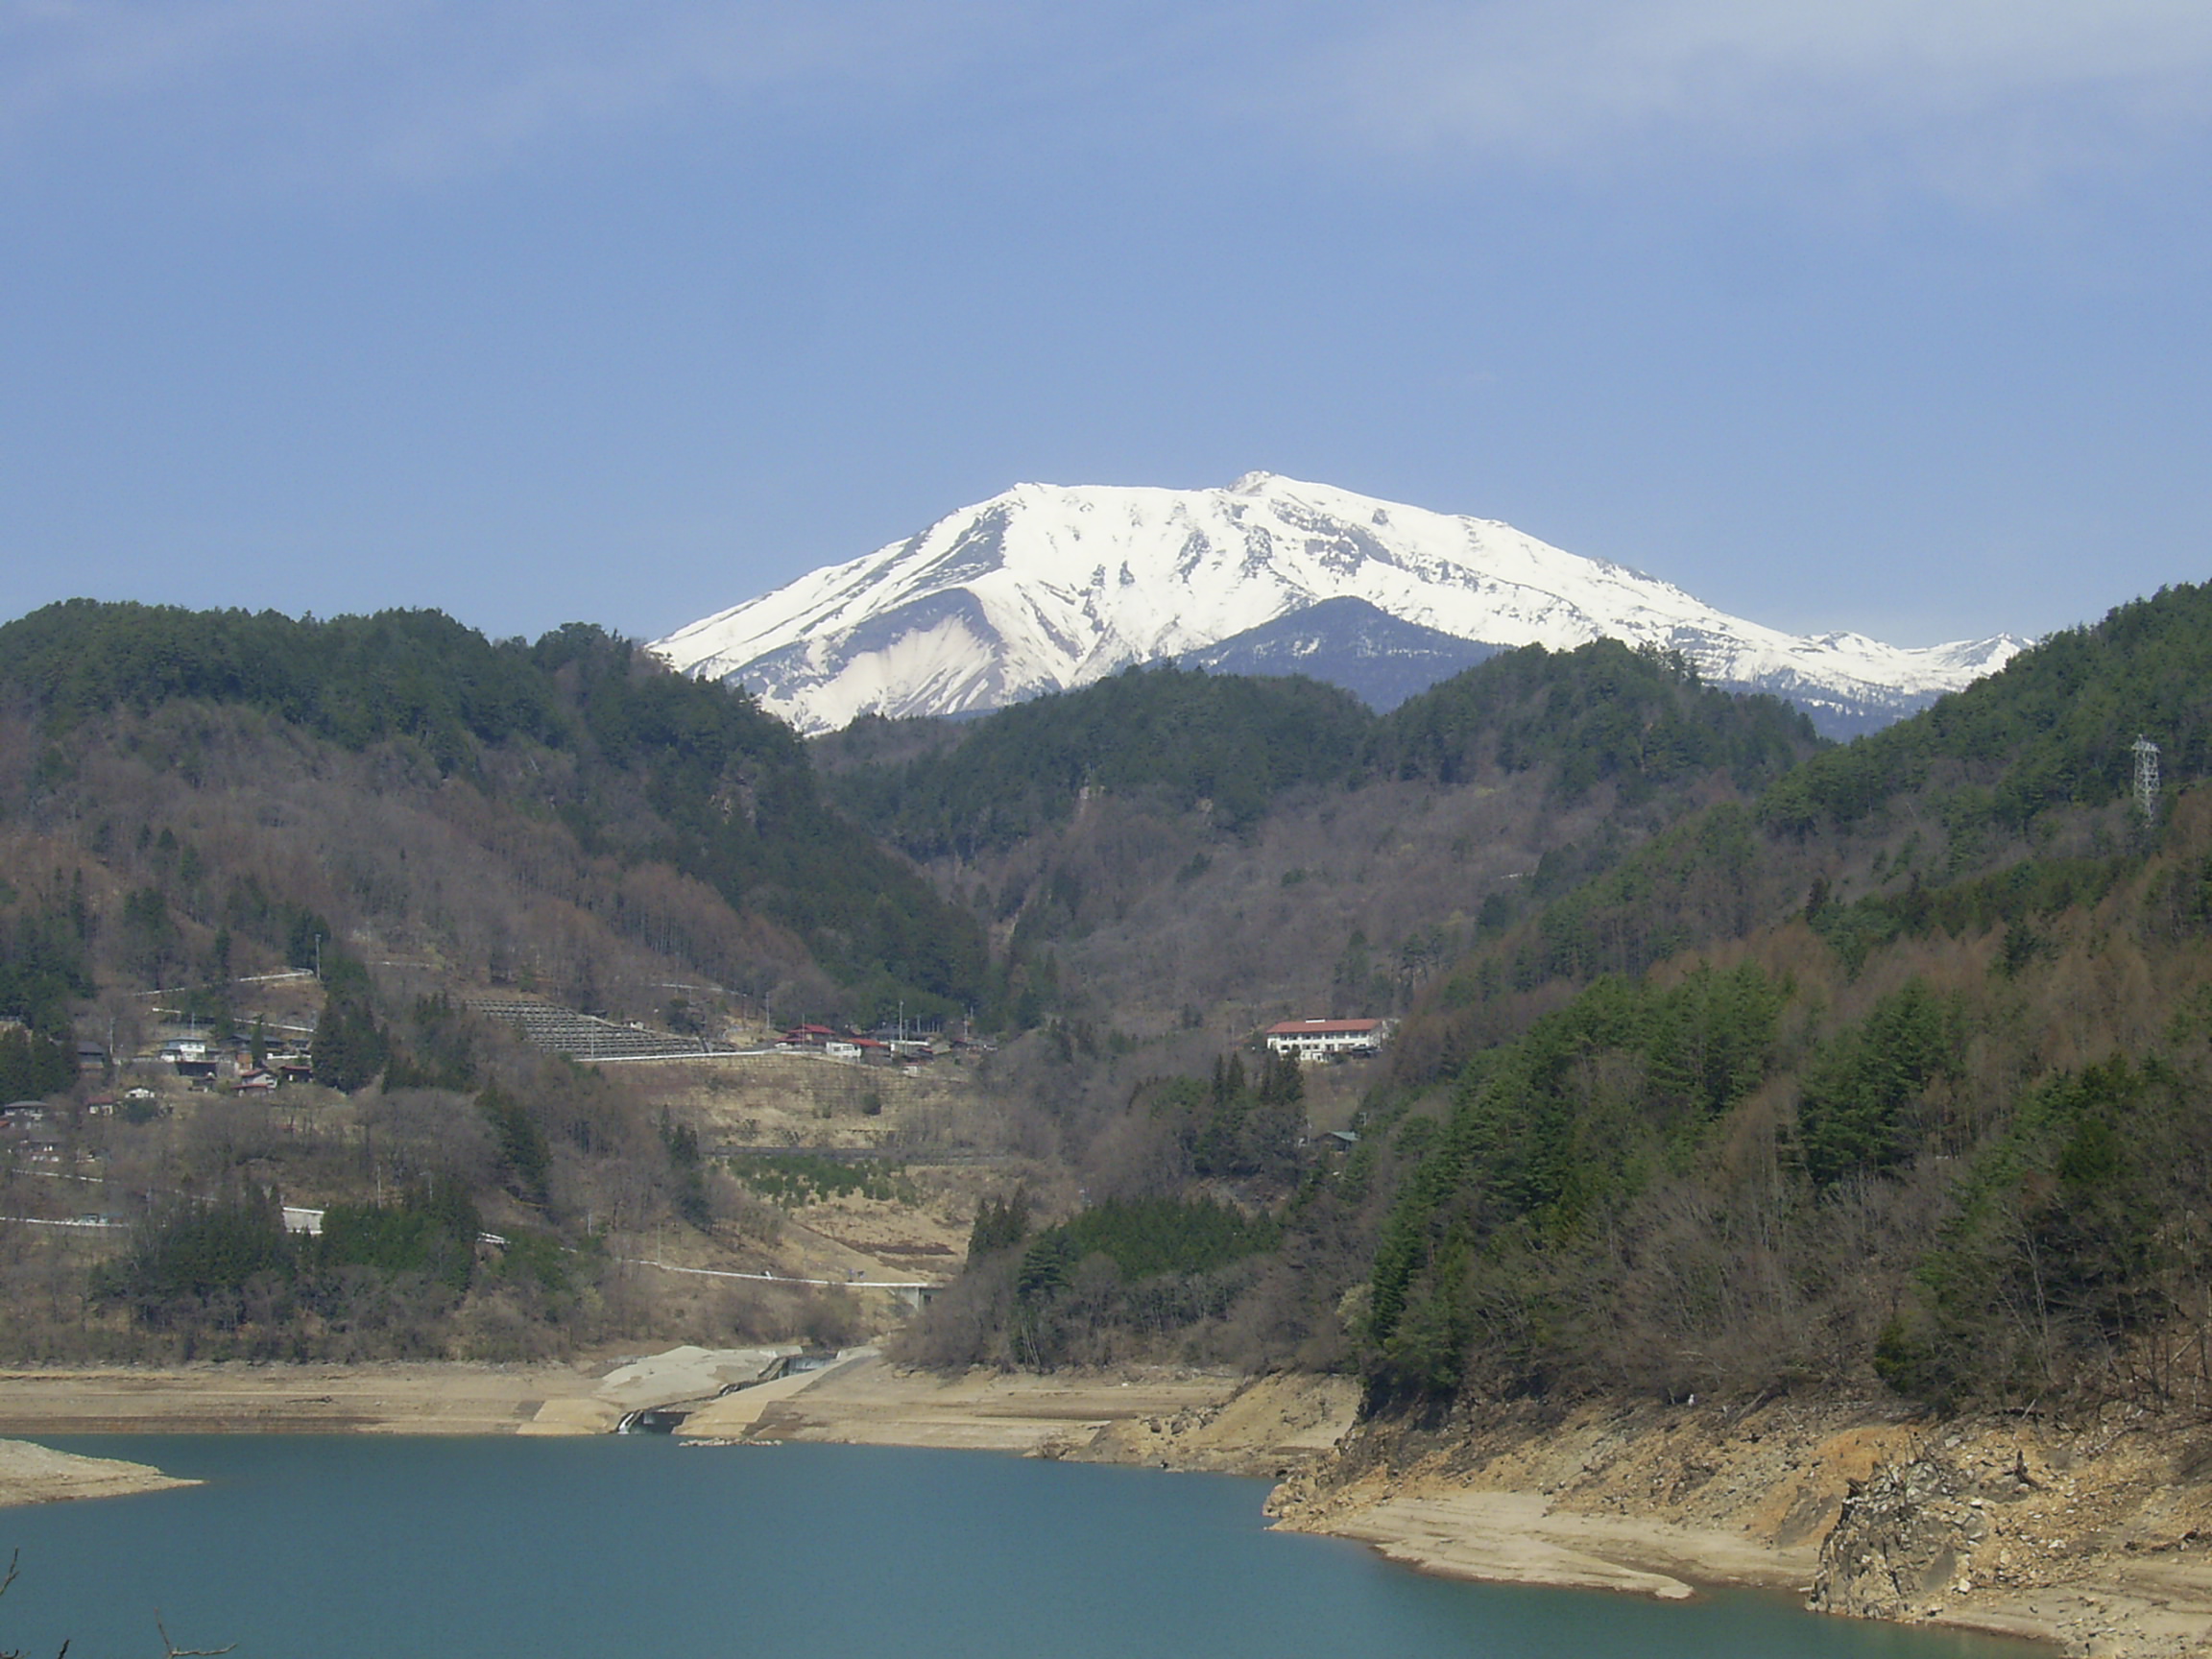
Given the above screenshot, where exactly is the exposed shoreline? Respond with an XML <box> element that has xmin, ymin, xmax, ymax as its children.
<box><xmin>681</xmin><ymin>1351</ymin><xmax>1361</xmax><ymax>1474</ymax></box>
<box><xmin>10</xmin><ymin>1359</ymin><xmax>2211</xmax><ymax>1655</ymax></box>
<box><xmin>1263</xmin><ymin>1393</ymin><xmax>2212</xmax><ymax>1659</ymax></box>
<box><xmin>0</xmin><ymin>1438</ymin><xmax>192</xmax><ymax>1508</ymax></box>
<box><xmin>0</xmin><ymin>1362</ymin><xmax>609</xmax><ymax>1437</ymax></box>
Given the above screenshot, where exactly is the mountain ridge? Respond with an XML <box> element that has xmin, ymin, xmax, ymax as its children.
<box><xmin>651</xmin><ymin>472</ymin><xmax>2024</xmax><ymax>737</ymax></box>
<box><xmin>1173</xmin><ymin>597</ymin><xmax>1503</xmax><ymax>710</ymax></box>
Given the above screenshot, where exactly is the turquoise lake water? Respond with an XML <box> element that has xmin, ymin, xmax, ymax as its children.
<box><xmin>0</xmin><ymin>1437</ymin><xmax>2044</xmax><ymax>1658</ymax></box>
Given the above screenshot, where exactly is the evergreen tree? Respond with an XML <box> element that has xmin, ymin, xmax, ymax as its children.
<box><xmin>310</xmin><ymin>957</ymin><xmax>389</xmax><ymax>1092</ymax></box>
<box><xmin>968</xmin><ymin>1191</ymin><xmax>1032</xmax><ymax>1258</ymax></box>
<box><xmin>480</xmin><ymin>1086</ymin><xmax>551</xmax><ymax>1206</ymax></box>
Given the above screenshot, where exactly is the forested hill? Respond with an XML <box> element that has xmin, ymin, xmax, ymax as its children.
<box><xmin>823</xmin><ymin>666</ymin><xmax>1374</xmax><ymax>854</ymax></box>
<box><xmin>827</xmin><ymin>638</ymin><xmax>1825</xmax><ymax>860</ymax></box>
<box><xmin>917</xmin><ymin>576</ymin><xmax>2212</xmax><ymax>1426</ymax></box>
<box><xmin>1336</xmin><ymin>578</ymin><xmax>2212</xmax><ymax>1411</ymax></box>
<box><xmin>0</xmin><ymin>602</ymin><xmax>572</xmax><ymax>765</ymax></box>
<box><xmin>1761</xmin><ymin>581</ymin><xmax>2212</xmax><ymax>834</ymax></box>
<box><xmin>1394</xmin><ymin>581</ymin><xmax>2212</xmax><ymax>1079</ymax></box>
<box><xmin>0</xmin><ymin>601</ymin><xmax>987</xmax><ymax>1019</ymax></box>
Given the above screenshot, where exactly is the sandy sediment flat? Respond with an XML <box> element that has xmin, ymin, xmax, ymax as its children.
<box><xmin>681</xmin><ymin>1351</ymin><xmax>1361</xmax><ymax>1478</ymax></box>
<box><xmin>0</xmin><ymin>1355</ymin><xmax>1353</xmax><ymax>1474</ymax></box>
<box><xmin>1267</xmin><ymin>1397</ymin><xmax>1881</xmax><ymax>1606</ymax></box>
<box><xmin>0</xmin><ymin>1363</ymin><xmax>605</xmax><ymax>1435</ymax></box>
<box><xmin>1279</xmin><ymin>1477</ymin><xmax>2100</xmax><ymax>1650</ymax></box>
<box><xmin>1308</xmin><ymin>1487</ymin><xmax>1810</xmax><ymax>1601</ymax></box>
<box><xmin>0</xmin><ymin>1438</ymin><xmax>194</xmax><ymax>1506</ymax></box>
<box><xmin>687</xmin><ymin>1351</ymin><xmax>1250</xmax><ymax>1453</ymax></box>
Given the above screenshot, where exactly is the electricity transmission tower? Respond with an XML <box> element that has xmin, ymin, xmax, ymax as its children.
<box><xmin>2133</xmin><ymin>735</ymin><xmax>2161</xmax><ymax>822</ymax></box>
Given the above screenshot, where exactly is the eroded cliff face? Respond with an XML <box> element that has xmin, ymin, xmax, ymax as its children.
<box><xmin>1263</xmin><ymin>1392</ymin><xmax>2212</xmax><ymax>1658</ymax></box>
<box><xmin>1814</xmin><ymin>1451</ymin><xmax>1999</xmax><ymax>1618</ymax></box>
<box><xmin>1803</xmin><ymin>1417</ymin><xmax>2212</xmax><ymax>1656</ymax></box>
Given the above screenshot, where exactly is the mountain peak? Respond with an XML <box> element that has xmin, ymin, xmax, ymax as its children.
<box><xmin>651</xmin><ymin>478</ymin><xmax>2024</xmax><ymax>738</ymax></box>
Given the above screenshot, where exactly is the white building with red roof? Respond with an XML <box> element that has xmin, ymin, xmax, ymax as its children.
<box><xmin>1263</xmin><ymin>1018</ymin><xmax>1391</xmax><ymax>1059</ymax></box>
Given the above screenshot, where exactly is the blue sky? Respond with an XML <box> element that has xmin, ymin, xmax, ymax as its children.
<box><xmin>3</xmin><ymin>0</ymin><xmax>2209</xmax><ymax>649</ymax></box>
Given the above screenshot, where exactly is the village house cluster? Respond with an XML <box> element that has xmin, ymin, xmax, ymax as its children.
<box><xmin>775</xmin><ymin>1022</ymin><xmax>984</xmax><ymax>1067</ymax></box>
<box><xmin>155</xmin><ymin>1034</ymin><xmax>311</xmax><ymax>1093</ymax></box>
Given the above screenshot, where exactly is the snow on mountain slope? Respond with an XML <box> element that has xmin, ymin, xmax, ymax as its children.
<box><xmin>651</xmin><ymin>473</ymin><xmax>2023</xmax><ymax>737</ymax></box>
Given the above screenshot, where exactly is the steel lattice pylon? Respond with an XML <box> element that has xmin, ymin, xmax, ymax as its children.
<box><xmin>2133</xmin><ymin>735</ymin><xmax>2161</xmax><ymax>822</ymax></box>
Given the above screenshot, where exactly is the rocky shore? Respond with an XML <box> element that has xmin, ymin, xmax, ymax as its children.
<box><xmin>10</xmin><ymin>1356</ymin><xmax>2212</xmax><ymax>1656</ymax></box>
<box><xmin>1264</xmin><ymin>1392</ymin><xmax>2212</xmax><ymax>1659</ymax></box>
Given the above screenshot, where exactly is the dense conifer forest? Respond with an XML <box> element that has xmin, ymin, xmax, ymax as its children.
<box><xmin>826</xmin><ymin>638</ymin><xmax>1821</xmax><ymax>860</ymax></box>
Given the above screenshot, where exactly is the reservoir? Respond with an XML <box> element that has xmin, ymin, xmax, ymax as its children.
<box><xmin>1</xmin><ymin>1437</ymin><xmax>2040</xmax><ymax>1657</ymax></box>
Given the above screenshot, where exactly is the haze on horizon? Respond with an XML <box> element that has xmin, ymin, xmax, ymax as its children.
<box><xmin>3</xmin><ymin>1</ymin><xmax>2209</xmax><ymax>656</ymax></box>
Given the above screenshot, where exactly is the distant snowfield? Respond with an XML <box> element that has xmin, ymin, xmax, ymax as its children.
<box><xmin>652</xmin><ymin>472</ymin><xmax>2024</xmax><ymax>737</ymax></box>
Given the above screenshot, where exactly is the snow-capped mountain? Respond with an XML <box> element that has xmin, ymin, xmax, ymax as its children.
<box><xmin>652</xmin><ymin>473</ymin><xmax>2024</xmax><ymax>738</ymax></box>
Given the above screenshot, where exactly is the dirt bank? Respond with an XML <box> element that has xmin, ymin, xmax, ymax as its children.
<box><xmin>680</xmin><ymin>1349</ymin><xmax>1361</xmax><ymax>1478</ymax></box>
<box><xmin>0</xmin><ymin>1354</ymin><xmax>1360</xmax><ymax>1479</ymax></box>
<box><xmin>0</xmin><ymin>1362</ymin><xmax>606</xmax><ymax>1435</ymax></box>
<box><xmin>1268</xmin><ymin>1393</ymin><xmax>2212</xmax><ymax>1658</ymax></box>
<box><xmin>0</xmin><ymin>1439</ymin><xmax>192</xmax><ymax>1507</ymax></box>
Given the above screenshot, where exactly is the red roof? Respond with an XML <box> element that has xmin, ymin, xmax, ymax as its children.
<box><xmin>1265</xmin><ymin>1019</ymin><xmax>1384</xmax><ymax>1036</ymax></box>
